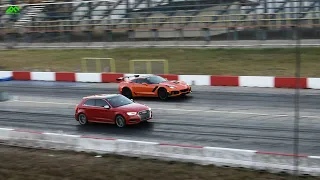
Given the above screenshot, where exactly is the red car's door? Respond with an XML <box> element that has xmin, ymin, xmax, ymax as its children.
<box><xmin>82</xmin><ymin>99</ymin><xmax>97</xmax><ymax>122</ymax></box>
<box><xmin>93</xmin><ymin>99</ymin><xmax>114</xmax><ymax>123</ymax></box>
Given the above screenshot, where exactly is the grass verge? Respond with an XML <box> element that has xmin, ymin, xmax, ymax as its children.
<box><xmin>0</xmin><ymin>145</ymin><xmax>319</xmax><ymax>180</ymax></box>
<box><xmin>0</xmin><ymin>48</ymin><xmax>319</xmax><ymax>77</ymax></box>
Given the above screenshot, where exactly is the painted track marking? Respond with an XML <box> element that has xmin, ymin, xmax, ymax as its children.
<box><xmin>2</xmin><ymin>99</ymin><xmax>320</xmax><ymax>119</ymax></box>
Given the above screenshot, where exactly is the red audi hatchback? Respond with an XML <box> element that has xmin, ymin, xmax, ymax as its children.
<box><xmin>75</xmin><ymin>94</ymin><xmax>152</xmax><ymax>128</ymax></box>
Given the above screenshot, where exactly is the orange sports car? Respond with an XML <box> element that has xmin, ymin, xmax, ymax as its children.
<box><xmin>116</xmin><ymin>75</ymin><xmax>192</xmax><ymax>100</ymax></box>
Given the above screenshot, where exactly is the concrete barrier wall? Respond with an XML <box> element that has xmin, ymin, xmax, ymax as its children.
<box><xmin>0</xmin><ymin>127</ymin><xmax>319</xmax><ymax>176</ymax></box>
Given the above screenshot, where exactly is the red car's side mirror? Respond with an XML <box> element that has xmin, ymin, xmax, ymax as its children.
<box><xmin>142</xmin><ymin>83</ymin><xmax>147</xmax><ymax>85</ymax></box>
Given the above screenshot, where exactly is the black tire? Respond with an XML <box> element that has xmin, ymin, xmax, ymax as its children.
<box><xmin>158</xmin><ymin>88</ymin><xmax>168</xmax><ymax>100</ymax></box>
<box><xmin>115</xmin><ymin>115</ymin><xmax>126</xmax><ymax>128</ymax></box>
<box><xmin>122</xmin><ymin>87</ymin><xmax>132</xmax><ymax>99</ymax></box>
<box><xmin>78</xmin><ymin>113</ymin><xmax>88</xmax><ymax>125</ymax></box>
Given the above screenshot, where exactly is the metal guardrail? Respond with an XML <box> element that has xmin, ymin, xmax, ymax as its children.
<box><xmin>2</xmin><ymin>40</ymin><xmax>320</xmax><ymax>49</ymax></box>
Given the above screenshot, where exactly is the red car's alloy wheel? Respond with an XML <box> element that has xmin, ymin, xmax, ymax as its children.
<box><xmin>78</xmin><ymin>114</ymin><xmax>88</xmax><ymax>125</ymax></box>
<box><xmin>115</xmin><ymin>115</ymin><xmax>126</xmax><ymax>128</ymax></box>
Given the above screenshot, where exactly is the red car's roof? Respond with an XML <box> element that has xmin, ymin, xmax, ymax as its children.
<box><xmin>82</xmin><ymin>94</ymin><xmax>119</xmax><ymax>99</ymax></box>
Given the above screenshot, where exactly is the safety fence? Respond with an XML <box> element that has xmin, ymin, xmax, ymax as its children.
<box><xmin>129</xmin><ymin>59</ymin><xmax>168</xmax><ymax>74</ymax></box>
<box><xmin>78</xmin><ymin>57</ymin><xmax>168</xmax><ymax>74</ymax></box>
<box><xmin>81</xmin><ymin>57</ymin><xmax>116</xmax><ymax>73</ymax></box>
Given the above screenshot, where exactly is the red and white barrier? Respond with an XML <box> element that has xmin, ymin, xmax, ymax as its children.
<box><xmin>0</xmin><ymin>71</ymin><xmax>13</xmax><ymax>81</ymax></box>
<box><xmin>239</xmin><ymin>76</ymin><xmax>275</xmax><ymax>88</ymax></box>
<box><xmin>178</xmin><ymin>75</ymin><xmax>211</xmax><ymax>86</ymax></box>
<box><xmin>31</xmin><ymin>72</ymin><xmax>56</xmax><ymax>81</ymax></box>
<box><xmin>308</xmin><ymin>78</ymin><xmax>320</xmax><ymax>89</ymax></box>
<box><xmin>1</xmin><ymin>71</ymin><xmax>320</xmax><ymax>89</ymax></box>
<box><xmin>0</xmin><ymin>127</ymin><xmax>319</xmax><ymax>176</ymax></box>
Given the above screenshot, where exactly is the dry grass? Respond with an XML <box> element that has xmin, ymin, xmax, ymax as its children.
<box><xmin>0</xmin><ymin>145</ymin><xmax>319</xmax><ymax>180</ymax></box>
<box><xmin>0</xmin><ymin>48</ymin><xmax>319</xmax><ymax>76</ymax></box>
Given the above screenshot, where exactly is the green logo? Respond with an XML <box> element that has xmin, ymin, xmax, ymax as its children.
<box><xmin>6</xmin><ymin>5</ymin><xmax>20</xmax><ymax>14</ymax></box>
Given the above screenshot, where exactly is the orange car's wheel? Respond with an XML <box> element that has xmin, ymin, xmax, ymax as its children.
<box><xmin>122</xmin><ymin>87</ymin><xmax>132</xmax><ymax>99</ymax></box>
<box><xmin>158</xmin><ymin>88</ymin><xmax>168</xmax><ymax>100</ymax></box>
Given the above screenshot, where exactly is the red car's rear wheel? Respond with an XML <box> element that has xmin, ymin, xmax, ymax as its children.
<box><xmin>78</xmin><ymin>113</ymin><xmax>88</xmax><ymax>125</ymax></box>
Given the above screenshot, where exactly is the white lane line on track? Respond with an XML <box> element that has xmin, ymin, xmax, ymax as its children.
<box><xmin>154</xmin><ymin>108</ymin><xmax>277</xmax><ymax>116</ymax></box>
<box><xmin>310</xmin><ymin>156</ymin><xmax>320</xmax><ymax>159</ymax></box>
<box><xmin>0</xmin><ymin>128</ymin><xmax>14</xmax><ymax>131</ymax></box>
<box><xmin>3</xmin><ymin>99</ymin><xmax>320</xmax><ymax>119</ymax></box>
<box><xmin>303</xmin><ymin>115</ymin><xmax>320</xmax><ymax>119</ymax></box>
<box><xmin>6</xmin><ymin>100</ymin><xmax>76</xmax><ymax>105</ymax></box>
<box><xmin>156</xmin><ymin>108</ymin><xmax>320</xmax><ymax>119</ymax></box>
<box><xmin>153</xmin><ymin>107</ymin><xmax>297</xmax><ymax>118</ymax></box>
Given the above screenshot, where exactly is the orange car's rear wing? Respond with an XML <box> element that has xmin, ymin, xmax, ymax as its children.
<box><xmin>116</xmin><ymin>75</ymin><xmax>140</xmax><ymax>82</ymax></box>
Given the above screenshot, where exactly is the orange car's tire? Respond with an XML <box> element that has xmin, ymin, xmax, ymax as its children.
<box><xmin>158</xmin><ymin>88</ymin><xmax>168</xmax><ymax>100</ymax></box>
<box><xmin>122</xmin><ymin>87</ymin><xmax>132</xmax><ymax>99</ymax></box>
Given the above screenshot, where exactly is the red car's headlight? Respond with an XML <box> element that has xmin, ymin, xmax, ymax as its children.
<box><xmin>127</xmin><ymin>112</ymin><xmax>137</xmax><ymax>116</ymax></box>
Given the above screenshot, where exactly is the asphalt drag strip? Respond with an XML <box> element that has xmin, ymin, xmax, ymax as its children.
<box><xmin>0</xmin><ymin>82</ymin><xmax>319</xmax><ymax>155</ymax></box>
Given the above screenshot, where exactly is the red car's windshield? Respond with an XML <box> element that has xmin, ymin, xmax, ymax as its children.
<box><xmin>106</xmin><ymin>95</ymin><xmax>133</xmax><ymax>108</ymax></box>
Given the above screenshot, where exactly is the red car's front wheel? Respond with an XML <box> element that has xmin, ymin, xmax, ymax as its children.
<box><xmin>115</xmin><ymin>115</ymin><xmax>126</xmax><ymax>128</ymax></box>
